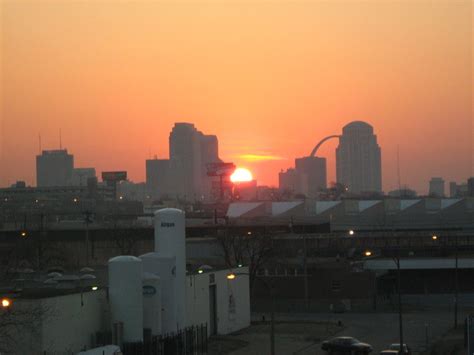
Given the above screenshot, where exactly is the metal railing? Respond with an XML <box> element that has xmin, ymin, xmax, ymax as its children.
<box><xmin>122</xmin><ymin>324</ymin><xmax>208</xmax><ymax>355</ymax></box>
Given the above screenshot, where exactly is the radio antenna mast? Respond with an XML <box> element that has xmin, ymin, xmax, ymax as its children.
<box><xmin>397</xmin><ymin>145</ymin><xmax>402</xmax><ymax>192</ymax></box>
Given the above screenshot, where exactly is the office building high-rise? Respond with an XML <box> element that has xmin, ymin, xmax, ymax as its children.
<box><xmin>36</xmin><ymin>149</ymin><xmax>74</xmax><ymax>187</ymax></box>
<box><xmin>449</xmin><ymin>179</ymin><xmax>472</xmax><ymax>197</ymax></box>
<box><xmin>429</xmin><ymin>177</ymin><xmax>445</xmax><ymax>197</ymax></box>
<box><xmin>169</xmin><ymin>123</ymin><xmax>203</xmax><ymax>199</ymax></box>
<box><xmin>199</xmin><ymin>134</ymin><xmax>221</xmax><ymax>198</ymax></box>
<box><xmin>279</xmin><ymin>168</ymin><xmax>307</xmax><ymax>196</ymax></box>
<box><xmin>467</xmin><ymin>177</ymin><xmax>474</xmax><ymax>197</ymax></box>
<box><xmin>146</xmin><ymin>123</ymin><xmax>223</xmax><ymax>201</ymax></box>
<box><xmin>336</xmin><ymin>121</ymin><xmax>382</xmax><ymax>194</ymax></box>
<box><xmin>70</xmin><ymin>168</ymin><xmax>96</xmax><ymax>186</ymax></box>
<box><xmin>295</xmin><ymin>156</ymin><xmax>327</xmax><ymax>197</ymax></box>
<box><xmin>278</xmin><ymin>157</ymin><xmax>326</xmax><ymax>198</ymax></box>
<box><xmin>146</xmin><ymin>159</ymin><xmax>170</xmax><ymax>199</ymax></box>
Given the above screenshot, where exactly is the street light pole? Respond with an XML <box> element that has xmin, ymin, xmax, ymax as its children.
<box><xmin>365</xmin><ymin>248</ymin><xmax>404</xmax><ymax>354</ymax></box>
<box><xmin>290</xmin><ymin>218</ymin><xmax>309</xmax><ymax>310</ymax></box>
<box><xmin>395</xmin><ymin>255</ymin><xmax>404</xmax><ymax>355</ymax></box>
<box><xmin>270</xmin><ymin>283</ymin><xmax>275</xmax><ymax>355</ymax></box>
<box><xmin>84</xmin><ymin>211</ymin><xmax>92</xmax><ymax>265</ymax></box>
<box><xmin>303</xmin><ymin>234</ymin><xmax>309</xmax><ymax>310</ymax></box>
<box><xmin>228</xmin><ymin>272</ymin><xmax>275</xmax><ymax>355</ymax></box>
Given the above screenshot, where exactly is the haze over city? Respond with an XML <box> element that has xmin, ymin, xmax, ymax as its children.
<box><xmin>2</xmin><ymin>1</ymin><xmax>474</xmax><ymax>355</ymax></box>
<box><xmin>1</xmin><ymin>0</ymin><xmax>472</xmax><ymax>193</ymax></box>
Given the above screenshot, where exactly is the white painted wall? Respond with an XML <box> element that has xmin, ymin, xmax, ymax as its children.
<box><xmin>40</xmin><ymin>290</ymin><xmax>108</xmax><ymax>353</ymax></box>
<box><xmin>185</xmin><ymin>274</ymin><xmax>210</xmax><ymax>329</ymax></box>
<box><xmin>214</xmin><ymin>268</ymin><xmax>251</xmax><ymax>335</ymax></box>
<box><xmin>7</xmin><ymin>290</ymin><xmax>108</xmax><ymax>354</ymax></box>
<box><xmin>7</xmin><ymin>267</ymin><xmax>250</xmax><ymax>354</ymax></box>
<box><xmin>185</xmin><ymin>268</ymin><xmax>251</xmax><ymax>335</ymax></box>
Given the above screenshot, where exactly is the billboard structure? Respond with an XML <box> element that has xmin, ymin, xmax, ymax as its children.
<box><xmin>207</xmin><ymin>163</ymin><xmax>235</xmax><ymax>201</ymax></box>
<box><xmin>102</xmin><ymin>171</ymin><xmax>128</xmax><ymax>199</ymax></box>
<box><xmin>102</xmin><ymin>171</ymin><xmax>127</xmax><ymax>182</ymax></box>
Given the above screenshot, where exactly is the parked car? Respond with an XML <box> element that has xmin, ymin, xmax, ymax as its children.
<box><xmin>321</xmin><ymin>336</ymin><xmax>373</xmax><ymax>354</ymax></box>
<box><xmin>388</xmin><ymin>343</ymin><xmax>411</xmax><ymax>355</ymax></box>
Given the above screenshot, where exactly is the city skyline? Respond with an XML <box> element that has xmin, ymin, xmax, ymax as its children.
<box><xmin>1</xmin><ymin>1</ymin><xmax>472</xmax><ymax>193</ymax></box>
<box><xmin>6</xmin><ymin>119</ymin><xmax>472</xmax><ymax>198</ymax></box>
<box><xmin>0</xmin><ymin>117</ymin><xmax>472</xmax><ymax>195</ymax></box>
<box><xmin>1</xmin><ymin>2</ymin><xmax>474</xmax><ymax>353</ymax></box>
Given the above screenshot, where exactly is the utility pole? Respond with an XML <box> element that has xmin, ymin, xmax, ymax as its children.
<box><xmin>38</xmin><ymin>213</ymin><xmax>45</xmax><ymax>270</ymax></box>
<box><xmin>84</xmin><ymin>211</ymin><xmax>93</xmax><ymax>265</ymax></box>
<box><xmin>228</xmin><ymin>273</ymin><xmax>275</xmax><ymax>355</ymax></box>
<box><xmin>291</xmin><ymin>217</ymin><xmax>309</xmax><ymax>310</ymax></box>
<box><xmin>396</xmin><ymin>255</ymin><xmax>404</xmax><ymax>354</ymax></box>
<box><xmin>303</xmin><ymin>234</ymin><xmax>309</xmax><ymax>310</ymax></box>
<box><xmin>270</xmin><ymin>282</ymin><xmax>275</xmax><ymax>355</ymax></box>
<box><xmin>454</xmin><ymin>234</ymin><xmax>459</xmax><ymax>328</ymax></box>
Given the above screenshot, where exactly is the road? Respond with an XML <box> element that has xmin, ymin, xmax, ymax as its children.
<box><xmin>229</xmin><ymin>310</ymin><xmax>469</xmax><ymax>355</ymax></box>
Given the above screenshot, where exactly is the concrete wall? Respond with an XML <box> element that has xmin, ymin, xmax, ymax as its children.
<box><xmin>40</xmin><ymin>290</ymin><xmax>108</xmax><ymax>353</ymax></box>
<box><xmin>185</xmin><ymin>268</ymin><xmax>251</xmax><ymax>335</ymax></box>
<box><xmin>186</xmin><ymin>274</ymin><xmax>211</xmax><ymax>329</ymax></box>
<box><xmin>5</xmin><ymin>290</ymin><xmax>108</xmax><ymax>354</ymax></box>
<box><xmin>214</xmin><ymin>269</ymin><xmax>251</xmax><ymax>335</ymax></box>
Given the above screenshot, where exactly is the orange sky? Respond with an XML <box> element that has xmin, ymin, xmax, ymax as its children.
<box><xmin>0</xmin><ymin>0</ymin><xmax>472</xmax><ymax>193</ymax></box>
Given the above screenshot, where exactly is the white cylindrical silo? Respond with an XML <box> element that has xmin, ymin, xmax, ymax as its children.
<box><xmin>142</xmin><ymin>272</ymin><xmax>161</xmax><ymax>336</ymax></box>
<box><xmin>154</xmin><ymin>208</ymin><xmax>186</xmax><ymax>331</ymax></box>
<box><xmin>140</xmin><ymin>252</ymin><xmax>176</xmax><ymax>334</ymax></box>
<box><xmin>108</xmin><ymin>256</ymin><xmax>143</xmax><ymax>343</ymax></box>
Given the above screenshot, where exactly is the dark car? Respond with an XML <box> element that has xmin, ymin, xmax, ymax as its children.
<box><xmin>321</xmin><ymin>336</ymin><xmax>373</xmax><ymax>354</ymax></box>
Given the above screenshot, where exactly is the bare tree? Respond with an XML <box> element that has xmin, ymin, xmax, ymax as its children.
<box><xmin>0</xmin><ymin>244</ymin><xmax>54</xmax><ymax>354</ymax></box>
<box><xmin>218</xmin><ymin>226</ymin><xmax>274</xmax><ymax>289</ymax></box>
<box><xmin>0</xmin><ymin>300</ymin><xmax>51</xmax><ymax>354</ymax></box>
<box><xmin>111</xmin><ymin>220</ymin><xmax>139</xmax><ymax>256</ymax></box>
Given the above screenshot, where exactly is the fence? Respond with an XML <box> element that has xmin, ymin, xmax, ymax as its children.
<box><xmin>122</xmin><ymin>324</ymin><xmax>208</xmax><ymax>355</ymax></box>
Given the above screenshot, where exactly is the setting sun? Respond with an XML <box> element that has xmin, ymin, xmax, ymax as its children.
<box><xmin>230</xmin><ymin>168</ymin><xmax>253</xmax><ymax>183</ymax></box>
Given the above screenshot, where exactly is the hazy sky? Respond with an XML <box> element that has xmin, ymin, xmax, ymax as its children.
<box><xmin>1</xmin><ymin>0</ymin><xmax>472</xmax><ymax>193</ymax></box>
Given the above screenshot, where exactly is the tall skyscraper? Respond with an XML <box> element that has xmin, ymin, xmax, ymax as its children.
<box><xmin>295</xmin><ymin>156</ymin><xmax>327</xmax><ymax>197</ymax></box>
<box><xmin>279</xmin><ymin>168</ymin><xmax>308</xmax><ymax>196</ymax></box>
<box><xmin>169</xmin><ymin>123</ymin><xmax>203</xmax><ymax>199</ymax></box>
<box><xmin>429</xmin><ymin>177</ymin><xmax>445</xmax><ymax>197</ymax></box>
<box><xmin>278</xmin><ymin>157</ymin><xmax>326</xmax><ymax>198</ymax></box>
<box><xmin>70</xmin><ymin>168</ymin><xmax>96</xmax><ymax>186</ymax></box>
<box><xmin>36</xmin><ymin>149</ymin><xmax>74</xmax><ymax>187</ymax></box>
<box><xmin>199</xmin><ymin>134</ymin><xmax>221</xmax><ymax>198</ymax></box>
<box><xmin>336</xmin><ymin>121</ymin><xmax>382</xmax><ymax>194</ymax></box>
<box><xmin>146</xmin><ymin>159</ymin><xmax>170</xmax><ymax>199</ymax></box>
<box><xmin>467</xmin><ymin>177</ymin><xmax>474</xmax><ymax>197</ymax></box>
<box><xmin>146</xmin><ymin>123</ymin><xmax>222</xmax><ymax>201</ymax></box>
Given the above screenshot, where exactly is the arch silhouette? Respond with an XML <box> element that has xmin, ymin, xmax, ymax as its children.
<box><xmin>310</xmin><ymin>135</ymin><xmax>340</xmax><ymax>157</ymax></box>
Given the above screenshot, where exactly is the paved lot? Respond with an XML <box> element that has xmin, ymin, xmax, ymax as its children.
<box><xmin>226</xmin><ymin>310</ymin><xmax>472</xmax><ymax>355</ymax></box>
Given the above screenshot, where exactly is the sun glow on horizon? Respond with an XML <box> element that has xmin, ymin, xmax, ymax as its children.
<box><xmin>230</xmin><ymin>168</ymin><xmax>253</xmax><ymax>183</ymax></box>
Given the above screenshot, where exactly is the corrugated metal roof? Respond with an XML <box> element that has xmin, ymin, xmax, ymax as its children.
<box><xmin>316</xmin><ymin>201</ymin><xmax>341</xmax><ymax>215</ymax></box>
<box><xmin>441</xmin><ymin>198</ymin><xmax>463</xmax><ymax>210</ymax></box>
<box><xmin>359</xmin><ymin>200</ymin><xmax>381</xmax><ymax>212</ymax></box>
<box><xmin>271</xmin><ymin>201</ymin><xmax>303</xmax><ymax>216</ymax></box>
<box><xmin>226</xmin><ymin>202</ymin><xmax>263</xmax><ymax>218</ymax></box>
<box><xmin>400</xmin><ymin>199</ymin><xmax>420</xmax><ymax>211</ymax></box>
